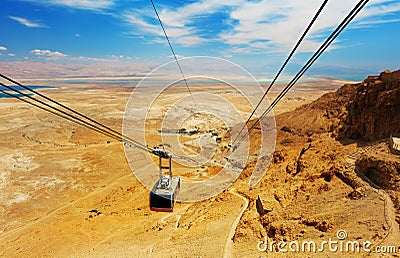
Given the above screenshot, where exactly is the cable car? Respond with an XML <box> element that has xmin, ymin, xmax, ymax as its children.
<box><xmin>150</xmin><ymin>148</ymin><xmax>180</xmax><ymax>212</ymax></box>
<box><xmin>150</xmin><ymin>176</ymin><xmax>180</xmax><ymax>212</ymax></box>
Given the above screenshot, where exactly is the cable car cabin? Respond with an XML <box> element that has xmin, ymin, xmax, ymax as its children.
<box><xmin>150</xmin><ymin>176</ymin><xmax>180</xmax><ymax>212</ymax></box>
<box><xmin>150</xmin><ymin>148</ymin><xmax>180</xmax><ymax>212</ymax></box>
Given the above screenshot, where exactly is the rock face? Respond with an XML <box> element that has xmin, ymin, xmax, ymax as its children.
<box><xmin>277</xmin><ymin>69</ymin><xmax>400</xmax><ymax>142</ymax></box>
<box><xmin>356</xmin><ymin>153</ymin><xmax>400</xmax><ymax>209</ymax></box>
<box><xmin>275</xmin><ymin>83</ymin><xmax>356</xmax><ymax>136</ymax></box>
<box><xmin>356</xmin><ymin>154</ymin><xmax>400</xmax><ymax>190</ymax></box>
<box><xmin>339</xmin><ymin>70</ymin><xmax>400</xmax><ymax>141</ymax></box>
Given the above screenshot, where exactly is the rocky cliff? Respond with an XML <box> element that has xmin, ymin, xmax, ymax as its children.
<box><xmin>275</xmin><ymin>83</ymin><xmax>356</xmax><ymax>136</ymax></box>
<box><xmin>340</xmin><ymin>69</ymin><xmax>400</xmax><ymax>141</ymax></box>
<box><xmin>277</xmin><ymin>69</ymin><xmax>400</xmax><ymax>142</ymax></box>
<box><xmin>356</xmin><ymin>152</ymin><xmax>400</xmax><ymax>211</ymax></box>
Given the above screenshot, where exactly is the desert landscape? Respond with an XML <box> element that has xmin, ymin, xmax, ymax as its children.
<box><xmin>0</xmin><ymin>69</ymin><xmax>399</xmax><ymax>257</ymax></box>
<box><xmin>2</xmin><ymin>0</ymin><xmax>400</xmax><ymax>256</ymax></box>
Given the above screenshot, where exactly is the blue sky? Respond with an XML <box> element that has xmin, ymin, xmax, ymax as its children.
<box><xmin>0</xmin><ymin>0</ymin><xmax>399</xmax><ymax>79</ymax></box>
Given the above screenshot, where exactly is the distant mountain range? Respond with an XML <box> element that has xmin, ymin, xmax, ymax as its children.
<box><xmin>0</xmin><ymin>60</ymin><xmax>397</xmax><ymax>83</ymax></box>
<box><xmin>0</xmin><ymin>61</ymin><xmax>154</xmax><ymax>79</ymax></box>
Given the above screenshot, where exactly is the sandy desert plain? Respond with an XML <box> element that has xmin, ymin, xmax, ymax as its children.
<box><xmin>0</xmin><ymin>76</ymin><xmax>399</xmax><ymax>257</ymax></box>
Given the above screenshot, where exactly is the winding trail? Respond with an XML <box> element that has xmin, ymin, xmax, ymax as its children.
<box><xmin>223</xmin><ymin>187</ymin><xmax>249</xmax><ymax>258</ymax></box>
<box><xmin>346</xmin><ymin>142</ymin><xmax>399</xmax><ymax>257</ymax></box>
<box><xmin>380</xmin><ymin>195</ymin><xmax>400</xmax><ymax>250</ymax></box>
<box><xmin>363</xmin><ymin>192</ymin><xmax>400</xmax><ymax>257</ymax></box>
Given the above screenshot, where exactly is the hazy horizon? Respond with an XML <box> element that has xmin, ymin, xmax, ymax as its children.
<box><xmin>1</xmin><ymin>1</ymin><xmax>399</xmax><ymax>81</ymax></box>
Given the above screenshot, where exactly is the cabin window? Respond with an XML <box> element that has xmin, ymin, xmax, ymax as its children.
<box><xmin>151</xmin><ymin>193</ymin><xmax>171</xmax><ymax>209</ymax></box>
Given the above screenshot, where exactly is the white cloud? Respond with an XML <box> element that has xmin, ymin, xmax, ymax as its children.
<box><xmin>8</xmin><ymin>54</ymin><xmax>16</xmax><ymax>57</ymax></box>
<box><xmin>31</xmin><ymin>49</ymin><xmax>68</xmax><ymax>60</ymax></box>
<box><xmin>222</xmin><ymin>1</ymin><xmax>353</xmax><ymax>53</ymax></box>
<box><xmin>168</xmin><ymin>54</ymin><xmax>185</xmax><ymax>59</ymax></box>
<box><xmin>9</xmin><ymin>16</ymin><xmax>46</xmax><ymax>28</ymax></box>
<box><xmin>222</xmin><ymin>0</ymin><xmax>400</xmax><ymax>54</ymax></box>
<box><xmin>123</xmin><ymin>0</ymin><xmax>243</xmax><ymax>46</ymax></box>
<box><xmin>18</xmin><ymin>0</ymin><xmax>114</xmax><ymax>10</ymax></box>
<box><xmin>123</xmin><ymin>0</ymin><xmax>400</xmax><ymax>54</ymax></box>
<box><xmin>0</xmin><ymin>46</ymin><xmax>7</xmax><ymax>51</ymax></box>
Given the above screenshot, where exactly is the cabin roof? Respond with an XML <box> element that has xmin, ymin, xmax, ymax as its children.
<box><xmin>392</xmin><ymin>137</ymin><xmax>400</xmax><ymax>146</ymax></box>
<box><xmin>152</xmin><ymin>177</ymin><xmax>180</xmax><ymax>195</ymax></box>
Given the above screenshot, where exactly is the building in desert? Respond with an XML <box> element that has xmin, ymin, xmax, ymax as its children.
<box><xmin>389</xmin><ymin>134</ymin><xmax>400</xmax><ymax>155</ymax></box>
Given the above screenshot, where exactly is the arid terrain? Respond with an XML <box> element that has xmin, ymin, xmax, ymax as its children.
<box><xmin>0</xmin><ymin>72</ymin><xmax>399</xmax><ymax>257</ymax></box>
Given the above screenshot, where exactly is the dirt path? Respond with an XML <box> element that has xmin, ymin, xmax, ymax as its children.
<box><xmin>223</xmin><ymin>187</ymin><xmax>249</xmax><ymax>258</ymax></box>
<box><xmin>384</xmin><ymin>195</ymin><xmax>400</xmax><ymax>245</ymax></box>
<box><xmin>346</xmin><ymin>143</ymin><xmax>400</xmax><ymax>256</ymax></box>
<box><xmin>369</xmin><ymin>193</ymin><xmax>400</xmax><ymax>257</ymax></box>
